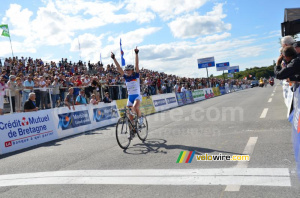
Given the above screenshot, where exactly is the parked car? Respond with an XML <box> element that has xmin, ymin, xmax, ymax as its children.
<box><xmin>251</xmin><ymin>80</ymin><xmax>259</xmax><ymax>88</ymax></box>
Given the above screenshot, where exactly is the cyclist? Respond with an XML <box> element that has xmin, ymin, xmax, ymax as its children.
<box><xmin>111</xmin><ymin>47</ymin><xmax>143</xmax><ymax>126</ymax></box>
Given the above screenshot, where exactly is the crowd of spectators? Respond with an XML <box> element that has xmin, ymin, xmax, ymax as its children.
<box><xmin>0</xmin><ymin>56</ymin><xmax>250</xmax><ymax>114</ymax></box>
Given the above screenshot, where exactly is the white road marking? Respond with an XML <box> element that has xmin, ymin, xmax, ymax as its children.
<box><xmin>271</xmin><ymin>93</ymin><xmax>274</xmax><ymax>96</ymax></box>
<box><xmin>260</xmin><ymin>108</ymin><xmax>268</xmax><ymax>118</ymax></box>
<box><xmin>0</xmin><ymin>168</ymin><xmax>290</xmax><ymax>187</ymax></box>
<box><xmin>268</xmin><ymin>98</ymin><xmax>272</xmax><ymax>103</ymax></box>
<box><xmin>236</xmin><ymin>137</ymin><xmax>258</xmax><ymax>168</ymax></box>
<box><xmin>225</xmin><ymin>137</ymin><xmax>258</xmax><ymax>191</ymax></box>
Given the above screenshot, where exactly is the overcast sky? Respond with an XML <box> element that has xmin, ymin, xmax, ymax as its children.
<box><xmin>0</xmin><ymin>0</ymin><xmax>299</xmax><ymax>77</ymax></box>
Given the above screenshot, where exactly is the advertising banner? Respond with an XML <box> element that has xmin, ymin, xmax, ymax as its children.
<box><xmin>212</xmin><ymin>87</ymin><xmax>221</xmax><ymax>97</ymax></box>
<box><xmin>53</xmin><ymin>102</ymin><xmax>120</xmax><ymax>138</ymax></box>
<box><xmin>116</xmin><ymin>96</ymin><xmax>156</xmax><ymax>116</ymax></box>
<box><xmin>53</xmin><ymin>105</ymin><xmax>94</xmax><ymax>138</ymax></box>
<box><xmin>197</xmin><ymin>57</ymin><xmax>215</xmax><ymax>69</ymax></box>
<box><xmin>152</xmin><ymin>93</ymin><xmax>178</xmax><ymax>112</ymax></box>
<box><xmin>0</xmin><ymin>109</ymin><xmax>58</xmax><ymax>154</ymax></box>
<box><xmin>219</xmin><ymin>87</ymin><xmax>226</xmax><ymax>95</ymax></box>
<box><xmin>228</xmin><ymin>66</ymin><xmax>239</xmax><ymax>73</ymax></box>
<box><xmin>91</xmin><ymin>103</ymin><xmax>120</xmax><ymax>129</ymax></box>
<box><xmin>216</xmin><ymin>62</ymin><xmax>230</xmax><ymax>71</ymax></box>
<box><xmin>192</xmin><ymin>89</ymin><xmax>205</xmax><ymax>101</ymax></box>
<box><xmin>185</xmin><ymin>91</ymin><xmax>195</xmax><ymax>104</ymax></box>
<box><xmin>292</xmin><ymin>88</ymin><xmax>300</xmax><ymax>174</ymax></box>
<box><xmin>204</xmin><ymin>88</ymin><xmax>214</xmax><ymax>99</ymax></box>
<box><xmin>176</xmin><ymin>93</ymin><xmax>187</xmax><ymax>106</ymax></box>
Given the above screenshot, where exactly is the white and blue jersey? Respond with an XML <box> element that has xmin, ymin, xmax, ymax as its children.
<box><xmin>124</xmin><ymin>73</ymin><xmax>142</xmax><ymax>106</ymax></box>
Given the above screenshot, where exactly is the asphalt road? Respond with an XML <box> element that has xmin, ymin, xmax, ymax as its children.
<box><xmin>0</xmin><ymin>82</ymin><xmax>299</xmax><ymax>198</ymax></box>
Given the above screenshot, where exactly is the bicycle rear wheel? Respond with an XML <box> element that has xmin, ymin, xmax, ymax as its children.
<box><xmin>137</xmin><ymin>115</ymin><xmax>148</xmax><ymax>141</ymax></box>
<box><xmin>116</xmin><ymin>118</ymin><xmax>131</xmax><ymax>149</ymax></box>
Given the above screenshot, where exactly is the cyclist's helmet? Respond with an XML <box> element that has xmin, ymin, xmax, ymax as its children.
<box><xmin>124</xmin><ymin>64</ymin><xmax>134</xmax><ymax>71</ymax></box>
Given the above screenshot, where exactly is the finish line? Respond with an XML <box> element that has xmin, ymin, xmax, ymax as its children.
<box><xmin>0</xmin><ymin>168</ymin><xmax>291</xmax><ymax>187</ymax></box>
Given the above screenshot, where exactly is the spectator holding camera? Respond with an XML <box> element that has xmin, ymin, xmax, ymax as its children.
<box><xmin>274</xmin><ymin>46</ymin><xmax>300</xmax><ymax>79</ymax></box>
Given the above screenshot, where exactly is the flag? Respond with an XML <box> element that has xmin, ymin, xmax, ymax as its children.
<box><xmin>120</xmin><ymin>38</ymin><xmax>125</xmax><ymax>66</ymax></box>
<box><xmin>0</xmin><ymin>24</ymin><xmax>10</xmax><ymax>37</ymax></box>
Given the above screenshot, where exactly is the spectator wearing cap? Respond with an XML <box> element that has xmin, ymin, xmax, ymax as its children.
<box><xmin>0</xmin><ymin>77</ymin><xmax>7</xmax><ymax>115</ymax></box>
<box><xmin>23</xmin><ymin>75</ymin><xmax>34</xmax><ymax>104</ymax></box>
<box><xmin>24</xmin><ymin>92</ymin><xmax>38</xmax><ymax>112</ymax></box>
<box><xmin>7</xmin><ymin>75</ymin><xmax>16</xmax><ymax>112</ymax></box>
<box><xmin>75</xmin><ymin>89</ymin><xmax>88</xmax><ymax>105</ymax></box>
<box><xmin>15</xmin><ymin>77</ymin><xmax>24</xmax><ymax>112</ymax></box>
<box><xmin>293</xmin><ymin>41</ymin><xmax>300</xmax><ymax>57</ymax></box>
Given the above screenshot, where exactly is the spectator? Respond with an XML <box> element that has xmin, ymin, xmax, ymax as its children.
<box><xmin>103</xmin><ymin>92</ymin><xmax>112</xmax><ymax>103</ymax></box>
<box><xmin>181</xmin><ymin>84</ymin><xmax>187</xmax><ymax>93</ymax></box>
<box><xmin>39</xmin><ymin>76</ymin><xmax>48</xmax><ymax>109</ymax></box>
<box><xmin>24</xmin><ymin>92</ymin><xmax>38</xmax><ymax>112</ymax></box>
<box><xmin>90</xmin><ymin>94</ymin><xmax>99</xmax><ymax>105</ymax></box>
<box><xmin>281</xmin><ymin>36</ymin><xmax>295</xmax><ymax>47</ymax></box>
<box><xmin>7</xmin><ymin>75</ymin><xmax>16</xmax><ymax>112</ymax></box>
<box><xmin>174</xmin><ymin>82</ymin><xmax>179</xmax><ymax>93</ymax></box>
<box><xmin>293</xmin><ymin>41</ymin><xmax>300</xmax><ymax>56</ymax></box>
<box><xmin>23</xmin><ymin>75</ymin><xmax>34</xmax><ymax>104</ymax></box>
<box><xmin>64</xmin><ymin>87</ymin><xmax>75</xmax><ymax>110</ymax></box>
<box><xmin>0</xmin><ymin>77</ymin><xmax>7</xmax><ymax>115</ymax></box>
<box><xmin>274</xmin><ymin>46</ymin><xmax>300</xmax><ymax>79</ymax></box>
<box><xmin>33</xmin><ymin>77</ymin><xmax>41</xmax><ymax>109</ymax></box>
<box><xmin>15</xmin><ymin>77</ymin><xmax>24</xmax><ymax>112</ymax></box>
<box><xmin>75</xmin><ymin>89</ymin><xmax>88</xmax><ymax>105</ymax></box>
<box><xmin>1</xmin><ymin>70</ymin><xmax>9</xmax><ymax>83</ymax></box>
<box><xmin>161</xmin><ymin>83</ymin><xmax>167</xmax><ymax>94</ymax></box>
<box><xmin>51</xmin><ymin>77</ymin><xmax>61</xmax><ymax>108</ymax></box>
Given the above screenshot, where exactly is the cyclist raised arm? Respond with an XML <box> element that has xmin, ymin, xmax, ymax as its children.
<box><xmin>134</xmin><ymin>47</ymin><xmax>139</xmax><ymax>73</ymax></box>
<box><xmin>111</xmin><ymin>52</ymin><xmax>124</xmax><ymax>76</ymax></box>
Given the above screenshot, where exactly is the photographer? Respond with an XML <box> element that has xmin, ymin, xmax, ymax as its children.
<box><xmin>274</xmin><ymin>46</ymin><xmax>300</xmax><ymax>80</ymax></box>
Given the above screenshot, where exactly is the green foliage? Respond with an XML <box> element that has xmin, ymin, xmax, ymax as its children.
<box><xmin>215</xmin><ymin>64</ymin><xmax>275</xmax><ymax>80</ymax></box>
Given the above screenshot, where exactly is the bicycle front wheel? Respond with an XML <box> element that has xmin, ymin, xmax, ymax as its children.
<box><xmin>137</xmin><ymin>115</ymin><xmax>148</xmax><ymax>141</ymax></box>
<box><xmin>116</xmin><ymin>118</ymin><xmax>131</xmax><ymax>149</ymax></box>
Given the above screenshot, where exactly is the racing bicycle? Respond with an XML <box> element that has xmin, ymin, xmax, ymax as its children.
<box><xmin>116</xmin><ymin>106</ymin><xmax>148</xmax><ymax>149</ymax></box>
